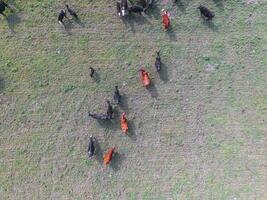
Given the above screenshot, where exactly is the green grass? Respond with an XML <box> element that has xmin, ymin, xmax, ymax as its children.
<box><xmin>0</xmin><ymin>0</ymin><xmax>266</xmax><ymax>199</ymax></box>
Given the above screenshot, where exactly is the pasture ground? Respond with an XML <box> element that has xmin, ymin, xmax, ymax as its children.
<box><xmin>0</xmin><ymin>0</ymin><xmax>266</xmax><ymax>199</ymax></box>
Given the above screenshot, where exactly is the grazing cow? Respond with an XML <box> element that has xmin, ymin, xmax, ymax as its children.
<box><xmin>58</xmin><ymin>10</ymin><xmax>67</xmax><ymax>25</ymax></box>
<box><xmin>155</xmin><ymin>51</ymin><xmax>161</xmax><ymax>72</ymax></box>
<box><xmin>0</xmin><ymin>0</ymin><xmax>10</xmax><ymax>17</ymax></box>
<box><xmin>66</xmin><ymin>4</ymin><xmax>78</xmax><ymax>19</ymax></box>
<box><xmin>198</xmin><ymin>5</ymin><xmax>214</xmax><ymax>20</ymax></box>
<box><xmin>88</xmin><ymin>112</ymin><xmax>111</xmax><ymax>120</ymax></box>
<box><xmin>103</xmin><ymin>147</ymin><xmax>115</xmax><ymax>165</ymax></box>
<box><xmin>117</xmin><ymin>2</ymin><xmax>122</xmax><ymax>16</ymax></box>
<box><xmin>140</xmin><ymin>68</ymin><xmax>151</xmax><ymax>87</ymax></box>
<box><xmin>89</xmin><ymin>67</ymin><xmax>95</xmax><ymax>78</ymax></box>
<box><xmin>161</xmin><ymin>9</ymin><xmax>170</xmax><ymax>30</ymax></box>
<box><xmin>114</xmin><ymin>85</ymin><xmax>122</xmax><ymax>105</ymax></box>
<box><xmin>121</xmin><ymin>0</ymin><xmax>128</xmax><ymax>16</ymax></box>
<box><xmin>140</xmin><ymin>0</ymin><xmax>154</xmax><ymax>11</ymax></box>
<box><xmin>129</xmin><ymin>5</ymin><xmax>144</xmax><ymax>15</ymax></box>
<box><xmin>106</xmin><ymin>100</ymin><xmax>113</xmax><ymax>119</ymax></box>
<box><xmin>120</xmin><ymin>112</ymin><xmax>129</xmax><ymax>134</ymax></box>
<box><xmin>88</xmin><ymin>136</ymin><xmax>95</xmax><ymax>157</ymax></box>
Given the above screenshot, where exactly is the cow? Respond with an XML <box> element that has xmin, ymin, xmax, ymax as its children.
<box><xmin>155</xmin><ymin>51</ymin><xmax>161</xmax><ymax>72</ymax></box>
<box><xmin>140</xmin><ymin>68</ymin><xmax>151</xmax><ymax>87</ymax></box>
<box><xmin>0</xmin><ymin>0</ymin><xmax>10</xmax><ymax>17</ymax></box>
<box><xmin>128</xmin><ymin>5</ymin><xmax>144</xmax><ymax>15</ymax></box>
<box><xmin>120</xmin><ymin>112</ymin><xmax>128</xmax><ymax>134</ymax></box>
<box><xmin>198</xmin><ymin>5</ymin><xmax>214</xmax><ymax>20</ymax></box>
<box><xmin>161</xmin><ymin>9</ymin><xmax>170</xmax><ymax>30</ymax></box>
<box><xmin>113</xmin><ymin>85</ymin><xmax>122</xmax><ymax>105</ymax></box>
<box><xmin>121</xmin><ymin>0</ymin><xmax>128</xmax><ymax>16</ymax></box>
<box><xmin>103</xmin><ymin>147</ymin><xmax>115</xmax><ymax>165</ymax></box>
<box><xmin>117</xmin><ymin>2</ymin><xmax>122</xmax><ymax>16</ymax></box>
<box><xmin>88</xmin><ymin>136</ymin><xmax>95</xmax><ymax>158</ymax></box>
<box><xmin>66</xmin><ymin>4</ymin><xmax>78</xmax><ymax>20</ymax></box>
<box><xmin>106</xmin><ymin>100</ymin><xmax>113</xmax><ymax>119</ymax></box>
<box><xmin>58</xmin><ymin>10</ymin><xmax>68</xmax><ymax>25</ymax></box>
<box><xmin>89</xmin><ymin>67</ymin><xmax>95</xmax><ymax>78</ymax></box>
<box><xmin>140</xmin><ymin>0</ymin><xmax>154</xmax><ymax>11</ymax></box>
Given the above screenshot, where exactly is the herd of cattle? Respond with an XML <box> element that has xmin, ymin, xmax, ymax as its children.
<box><xmin>0</xmin><ymin>0</ymin><xmax>215</xmax><ymax>165</ymax></box>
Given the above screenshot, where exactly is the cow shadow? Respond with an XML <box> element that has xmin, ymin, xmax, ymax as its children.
<box><xmin>74</xmin><ymin>18</ymin><xmax>85</xmax><ymax>27</ymax></box>
<box><xmin>94</xmin><ymin>138</ymin><xmax>103</xmax><ymax>165</ymax></box>
<box><xmin>64</xmin><ymin>21</ymin><xmax>74</xmax><ymax>34</ymax></box>
<box><xmin>90</xmin><ymin>70</ymin><xmax>100</xmax><ymax>83</ymax></box>
<box><xmin>127</xmin><ymin>119</ymin><xmax>137</xmax><ymax>141</ymax></box>
<box><xmin>6</xmin><ymin>13</ymin><xmax>21</xmax><ymax>33</ymax></box>
<box><xmin>95</xmin><ymin>108</ymin><xmax>120</xmax><ymax>131</ymax></box>
<box><xmin>110</xmin><ymin>152</ymin><xmax>125</xmax><ymax>172</ymax></box>
<box><xmin>166</xmin><ymin>26</ymin><xmax>177</xmax><ymax>41</ymax></box>
<box><xmin>122</xmin><ymin>14</ymin><xmax>151</xmax><ymax>33</ymax></box>
<box><xmin>120</xmin><ymin>94</ymin><xmax>130</xmax><ymax>112</ymax></box>
<box><xmin>147</xmin><ymin>81</ymin><xmax>158</xmax><ymax>98</ymax></box>
<box><xmin>159</xmin><ymin>63</ymin><xmax>169</xmax><ymax>83</ymax></box>
<box><xmin>0</xmin><ymin>76</ymin><xmax>5</xmax><ymax>93</ymax></box>
<box><xmin>202</xmin><ymin>20</ymin><xmax>218</xmax><ymax>32</ymax></box>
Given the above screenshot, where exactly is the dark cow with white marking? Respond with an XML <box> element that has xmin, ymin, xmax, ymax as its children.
<box><xmin>58</xmin><ymin>9</ymin><xmax>68</xmax><ymax>25</ymax></box>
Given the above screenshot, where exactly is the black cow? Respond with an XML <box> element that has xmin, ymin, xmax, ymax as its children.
<box><xmin>129</xmin><ymin>5</ymin><xmax>144</xmax><ymax>15</ymax></box>
<box><xmin>140</xmin><ymin>0</ymin><xmax>154</xmax><ymax>11</ymax></box>
<box><xmin>117</xmin><ymin>2</ymin><xmax>122</xmax><ymax>16</ymax></box>
<box><xmin>155</xmin><ymin>51</ymin><xmax>161</xmax><ymax>72</ymax></box>
<box><xmin>113</xmin><ymin>86</ymin><xmax>122</xmax><ymax>105</ymax></box>
<box><xmin>198</xmin><ymin>5</ymin><xmax>214</xmax><ymax>20</ymax></box>
<box><xmin>66</xmin><ymin>4</ymin><xmax>78</xmax><ymax>20</ymax></box>
<box><xmin>121</xmin><ymin>0</ymin><xmax>128</xmax><ymax>16</ymax></box>
<box><xmin>88</xmin><ymin>136</ymin><xmax>95</xmax><ymax>158</ymax></box>
<box><xmin>89</xmin><ymin>67</ymin><xmax>95</xmax><ymax>78</ymax></box>
<box><xmin>0</xmin><ymin>0</ymin><xmax>10</xmax><ymax>17</ymax></box>
<box><xmin>58</xmin><ymin>10</ymin><xmax>68</xmax><ymax>25</ymax></box>
<box><xmin>106</xmin><ymin>100</ymin><xmax>113</xmax><ymax>119</ymax></box>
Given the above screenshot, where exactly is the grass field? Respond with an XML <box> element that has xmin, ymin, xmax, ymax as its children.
<box><xmin>0</xmin><ymin>0</ymin><xmax>266</xmax><ymax>199</ymax></box>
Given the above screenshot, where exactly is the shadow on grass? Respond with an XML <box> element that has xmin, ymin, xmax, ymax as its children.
<box><xmin>64</xmin><ymin>21</ymin><xmax>74</xmax><ymax>35</ymax></box>
<box><xmin>74</xmin><ymin>18</ymin><xmax>85</xmax><ymax>27</ymax></box>
<box><xmin>166</xmin><ymin>26</ymin><xmax>177</xmax><ymax>41</ymax></box>
<box><xmin>120</xmin><ymin>94</ymin><xmax>130</xmax><ymax>112</ymax></box>
<box><xmin>159</xmin><ymin>63</ymin><xmax>169</xmax><ymax>83</ymax></box>
<box><xmin>90</xmin><ymin>69</ymin><xmax>100</xmax><ymax>83</ymax></box>
<box><xmin>110</xmin><ymin>151</ymin><xmax>125</xmax><ymax>172</ymax></box>
<box><xmin>0</xmin><ymin>76</ymin><xmax>5</xmax><ymax>93</ymax></box>
<box><xmin>202</xmin><ymin>20</ymin><xmax>218</xmax><ymax>32</ymax></box>
<box><xmin>95</xmin><ymin>108</ymin><xmax>120</xmax><ymax>131</ymax></box>
<box><xmin>127</xmin><ymin>119</ymin><xmax>137</xmax><ymax>141</ymax></box>
<box><xmin>6</xmin><ymin>12</ymin><xmax>21</xmax><ymax>33</ymax></box>
<box><xmin>147</xmin><ymin>80</ymin><xmax>158</xmax><ymax>98</ymax></box>
<box><xmin>122</xmin><ymin>13</ymin><xmax>151</xmax><ymax>33</ymax></box>
<box><xmin>94</xmin><ymin>138</ymin><xmax>103</xmax><ymax>165</ymax></box>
